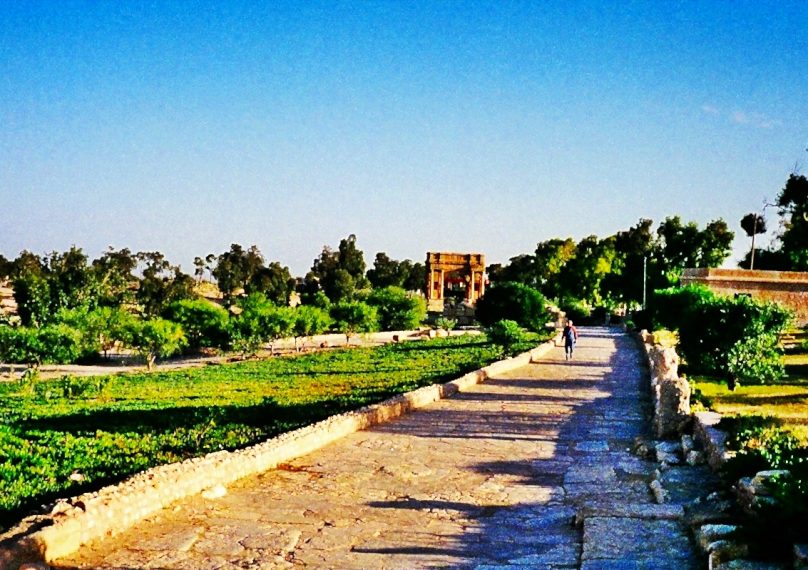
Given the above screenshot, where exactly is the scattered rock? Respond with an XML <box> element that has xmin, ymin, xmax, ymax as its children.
<box><xmin>686</xmin><ymin>450</ymin><xmax>705</xmax><ymax>466</ymax></box>
<box><xmin>655</xmin><ymin>441</ymin><xmax>682</xmax><ymax>465</ymax></box>
<box><xmin>632</xmin><ymin>436</ymin><xmax>654</xmax><ymax>459</ymax></box>
<box><xmin>707</xmin><ymin>539</ymin><xmax>750</xmax><ymax>568</ymax></box>
<box><xmin>695</xmin><ymin>524</ymin><xmax>738</xmax><ymax>551</ymax></box>
<box><xmin>794</xmin><ymin>543</ymin><xmax>808</xmax><ymax>570</ymax></box>
<box><xmin>650</xmin><ymin>479</ymin><xmax>668</xmax><ymax>504</ymax></box>
<box><xmin>201</xmin><ymin>485</ymin><xmax>227</xmax><ymax>500</ymax></box>
<box><xmin>681</xmin><ymin>434</ymin><xmax>695</xmax><ymax>455</ymax></box>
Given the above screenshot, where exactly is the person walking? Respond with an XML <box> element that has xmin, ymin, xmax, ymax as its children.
<box><xmin>563</xmin><ymin>319</ymin><xmax>578</xmax><ymax>360</ymax></box>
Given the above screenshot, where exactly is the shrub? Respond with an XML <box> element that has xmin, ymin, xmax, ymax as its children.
<box><xmin>558</xmin><ymin>298</ymin><xmax>591</xmax><ymax>324</ymax></box>
<box><xmin>367</xmin><ymin>286</ymin><xmax>426</xmax><ymax>331</ymax></box>
<box><xmin>726</xmin><ymin>332</ymin><xmax>784</xmax><ymax>386</ymax></box>
<box><xmin>486</xmin><ymin>320</ymin><xmax>528</xmax><ymax>357</ymax></box>
<box><xmin>476</xmin><ymin>282</ymin><xmax>550</xmax><ymax>332</ymax></box>
<box><xmin>329</xmin><ymin>301</ymin><xmax>379</xmax><ymax>342</ymax></box>
<box><xmin>0</xmin><ymin>324</ymin><xmax>82</xmax><ymax>365</ymax></box>
<box><xmin>435</xmin><ymin>317</ymin><xmax>457</xmax><ymax>332</ymax></box>
<box><xmin>720</xmin><ymin>414</ymin><xmax>808</xmax><ymax>555</ymax></box>
<box><xmin>292</xmin><ymin>305</ymin><xmax>332</xmax><ymax>350</ymax></box>
<box><xmin>126</xmin><ymin>318</ymin><xmax>186</xmax><ymax>370</ymax></box>
<box><xmin>164</xmin><ymin>299</ymin><xmax>229</xmax><ymax>350</ymax></box>
<box><xmin>229</xmin><ymin>294</ymin><xmax>293</xmax><ymax>356</ymax></box>
<box><xmin>650</xmin><ymin>286</ymin><xmax>790</xmax><ymax>383</ymax></box>
<box><xmin>651</xmin><ymin>329</ymin><xmax>679</xmax><ymax>349</ymax></box>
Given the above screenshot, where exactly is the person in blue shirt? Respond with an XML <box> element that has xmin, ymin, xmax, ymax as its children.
<box><xmin>563</xmin><ymin>320</ymin><xmax>578</xmax><ymax>360</ymax></box>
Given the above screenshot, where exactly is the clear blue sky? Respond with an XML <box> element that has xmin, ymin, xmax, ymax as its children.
<box><xmin>2</xmin><ymin>1</ymin><xmax>806</xmax><ymax>275</ymax></box>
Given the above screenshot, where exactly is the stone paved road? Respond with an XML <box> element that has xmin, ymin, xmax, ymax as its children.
<box><xmin>54</xmin><ymin>328</ymin><xmax>699</xmax><ymax>569</ymax></box>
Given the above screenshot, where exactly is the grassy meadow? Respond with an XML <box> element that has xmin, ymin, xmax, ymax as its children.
<box><xmin>691</xmin><ymin>332</ymin><xmax>808</xmax><ymax>445</ymax></box>
<box><xmin>0</xmin><ymin>333</ymin><xmax>547</xmax><ymax>528</ymax></box>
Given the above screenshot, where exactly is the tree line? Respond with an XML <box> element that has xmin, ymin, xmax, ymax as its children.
<box><xmin>0</xmin><ymin>236</ymin><xmax>427</xmax><ymax>368</ymax></box>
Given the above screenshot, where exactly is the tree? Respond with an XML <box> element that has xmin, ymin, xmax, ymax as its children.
<box><xmin>603</xmin><ymin>219</ymin><xmax>656</xmax><ymax>306</ymax></box>
<box><xmin>329</xmin><ymin>301</ymin><xmax>378</xmax><ymax>343</ymax></box>
<box><xmin>402</xmin><ymin>261</ymin><xmax>426</xmax><ymax>293</ymax></box>
<box><xmin>475</xmin><ymin>282</ymin><xmax>550</xmax><ymax>332</ymax></box>
<box><xmin>699</xmin><ymin>219</ymin><xmax>734</xmax><ymax>268</ymax></box>
<box><xmin>164</xmin><ymin>299</ymin><xmax>229</xmax><ymax>350</ymax></box>
<box><xmin>126</xmin><ymin>318</ymin><xmax>186</xmax><ymax>370</ymax></box>
<box><xmin>212</xmin><ymin>244</ymin><xmax>256</xmax><ymax>302</ymax></box>
<box><xmin>228</xmin><ymin>293</ymin><xmax>293</xmax><ymax>356</ymax></box>
<box><xmin>136</xmin><ymin>252</ymin><xmax>195</xmax><ymax>317</ymax></box>
<box><xmin>0</xmin><ymin>254</ymin><xmax>11</xmax><ymax>280</ymax></box>
<box><xmin>46</xmin><ymin>246</ymin><xmax>97</xmax><ymax>312</ymax></box>
<box><xmin>534</xmin><ymin>238</ymin><xmax>577</xmax><ymax>299</ymax></box>
<box><xmin>367</xmin><ymin>286</ymin><xmax>426</xmax><ymax>331</ymax></box>
<box><xmin>489</xmin><ymin>254</ymin><xmax>537</xmax><ymax>288</ymax></box>
<box><xmin>367</xmin><ymin>252</ymin><xmax>406</xmax><ymax>289</ymax></box>
<box><xmin>775</xmin><ymin>173</ymin><xmax>808</xmax><ymax>270</ymax></box>
<box><xmin>556</xmin><ymin>235</ymin><xmax>616</xmax><ymax>305</ymax></box>
<box><xmin>59</xmin><ymin>305</ymin><xmax>135</xmax><ymax>359</ymax></box>
<box><xmin>12</xmin><ymin>272</ymin><xmax>52</xmax><ymax>327</ymax></box>
<box><xmin>193</xmin><ymin>257</ymin><xmax>205</xmax><ymax>282</ymax></box>
<box><xmin>292</xmin><ymin>305</ymin><xmax>332</xmax><ymax>350</ymax></box>
<box><xmin>248</xmin><ymin>261</ymin><xmax>295</xmax><ymax>306</ymax></box>
<box><xmin>92</xmin><ymin>247</ymin><xmax>137</xmax><ymax>306</ymax></box>
<box><xmin>311</xmin><ymin>235</ymin><xmax>369</xmax><ymax>303</ymax></box>
<box><xmin>740</xmin><ymin>213</ymin><xmax>768</xmax><ymax>270</ymax></box>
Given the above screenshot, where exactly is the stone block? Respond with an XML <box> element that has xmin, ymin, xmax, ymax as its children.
<box><xmin>654</xmin><ymin>377</ymin><xmax>690</xmax><ymax>438</ymax></box>
<box><xmin>695</xmin><ymin>524</ymin><xmax>738</xmax><ymax>551</ymax></box>
<box><xmin>681</xmin><ymin>434</ymin><xmax>695</xmax><ymax>455</ymax></box>
<box><xmin>686</xmin><ymin>450</ymin><xmax>706</xmax><ymax>466</ymax></box>
<box><xmin>795</xmin><ymin>543</ymin><xmax>808</xmax><ymax>570</ymax></box>
<box><xmin>650</xmin><ymin>346</ymin><xmax>680</xmax><ymax>381</ymax></box>
<box><xmin>655</xmin><ymin>441</ymin><xmax>682</xmax><ymax>465</ymax></box>
<box><xmin>750</xmin><ymin>470</ymin><xmax>790</xmax><ymax>495</ymax></box>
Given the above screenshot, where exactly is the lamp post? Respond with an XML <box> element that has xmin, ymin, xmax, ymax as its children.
<box><xmin>642</xmin><ymin>256</ymin><xmax>647</xmax><ymax>311</ymax></box>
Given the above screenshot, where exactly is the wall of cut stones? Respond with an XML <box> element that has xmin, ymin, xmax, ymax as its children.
<box><xmin>638</xmin><ymin>330</ymin><xmax>808</xmax><ymax>569</ymax></box>
<box><xmin>638</xmin><ymin>330</ymin><xmax>691</xmax><ymax>440</ymax></box>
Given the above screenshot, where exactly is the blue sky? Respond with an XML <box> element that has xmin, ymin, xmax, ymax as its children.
<box><xmin>2</xmin><ymin>1</ymin><xmax>806</xmax><ymax>275</ymax></box>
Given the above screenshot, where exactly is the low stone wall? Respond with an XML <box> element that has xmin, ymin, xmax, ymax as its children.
<box><xmin>692</xmin><ymin>411</ymin><xmax>735</xmax><ymax>471</ymax></box>
<box><xmin>637</xmin><ymin>331</ymin><xmax>690</xmax><ymax>439</ymax></box>
<box><xmin>0</xmin><ymin>336</ymin><xmax>559</xmax><ymax>568</ymax></box>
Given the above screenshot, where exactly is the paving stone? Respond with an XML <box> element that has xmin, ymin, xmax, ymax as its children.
<box><xmin>53</xmin><ymin>328</ymin><xmax>701</xmax><ymax>570</ymax></box>
<box><xmin>582</xmin><ymin>516</ymin><xmax>697</xmax><ymax>565</ymax></box>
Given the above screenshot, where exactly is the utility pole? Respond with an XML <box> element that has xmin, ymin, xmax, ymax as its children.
<box><xmin>642</xmin><ymin>256</ymin><xmax>647</xmax><ymax>310</ymax></box>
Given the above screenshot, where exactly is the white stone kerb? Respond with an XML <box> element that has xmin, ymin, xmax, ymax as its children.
<box><xmin>0</xmin><ymin>334</ymin><xmax>560</xmax><ymax>568</ymax></box>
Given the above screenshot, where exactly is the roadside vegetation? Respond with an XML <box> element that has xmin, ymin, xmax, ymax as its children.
<box><xmin>647</xmin><ymin>283</ymin><xmax>808</xmax><ymax>558</ymax></box>
<box><xmin>0</xmin><ymin>334</ymin><xmax>555</xmax><ymax>529</ymax></box>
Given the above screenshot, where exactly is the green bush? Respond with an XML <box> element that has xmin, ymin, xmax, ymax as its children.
<box><xmin>476</xmin><ymin>282</ymin><xmax>550</xmax><ymax>332</ymax></box>
<box><xmin>125</xmin><ymin>318</ymin><xmax>186</xmax><ymax>370</ymax></box>
<box><xmin>727</xmin><ymin>332</ymin><xmax>784</xmax><ymax>386</ymax></box>
<box><xmin>650</xmin><ymin>286</ymin><xmax>790</xmax><ymax>383</ymax></box>
<box><xmin>0</xmin><ymin>324</ymin><xmax>82</xmax><ymax>365</ymax></box>
<box><xmin>164</xmin><ymin>299</ymin><xmax>230</xmax><ymax>350</ymax></box>
<box><xmin>486</xmin><ymin>320</ymin><xmax>528</xmax><ymax>357</ymax></box>
<box><xmin>228</xmin><ymin>294</ymin><xmax>295</xmax><ymax>356</ymax></box>
<box><xmin>558</xmin><ymin>298</ymin><xmax>591</xmax><ymax>324</ymax></box>
<box><xmin>720</xmin><ymin>414</ymin><xmax>808</xmax><ymax>555</ymax></box>
<box><xmin>367</xmin><ymin>286</ymin><xmax>426</xmax><ymax>331</ymax></box>
<box><xmin>435</xmin><ymin>317</ymin><xmax>457</xmax><ymax>332</ymax></box>
<box><xmin>292</xmin><ymin>305</ymin><xmax>332</xmax><ymax>349</ymax></box>
<box><xmin>329</xmin><ymin>301</ymin><xmax>379</xmax><ymax>341</ymax></box>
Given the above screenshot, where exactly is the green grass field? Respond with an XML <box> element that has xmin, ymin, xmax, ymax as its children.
<box><xmin>0</xmin><ymin>334</ymin><xmax>543</xmax><ymax>528</ymax></box>
<box><xmin>692</xmin><ymin>352</ymin><xmax>808</xmax><ymax>445</ymax></box>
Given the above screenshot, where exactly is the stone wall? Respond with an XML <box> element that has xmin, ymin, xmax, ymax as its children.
<box><xmin>637</xmin><ymin>331</ymin><xmax>691</xmax><ymax>439</ymax></box>
<box><xmin>681</xmin><ymin>267</ymin><xmax>808</xmax><ymax>325</ymax></box>
<box><xmin>0</xmin><ymin>336</ymin><xmax>559</xmax><ymax>568</ymax></box>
